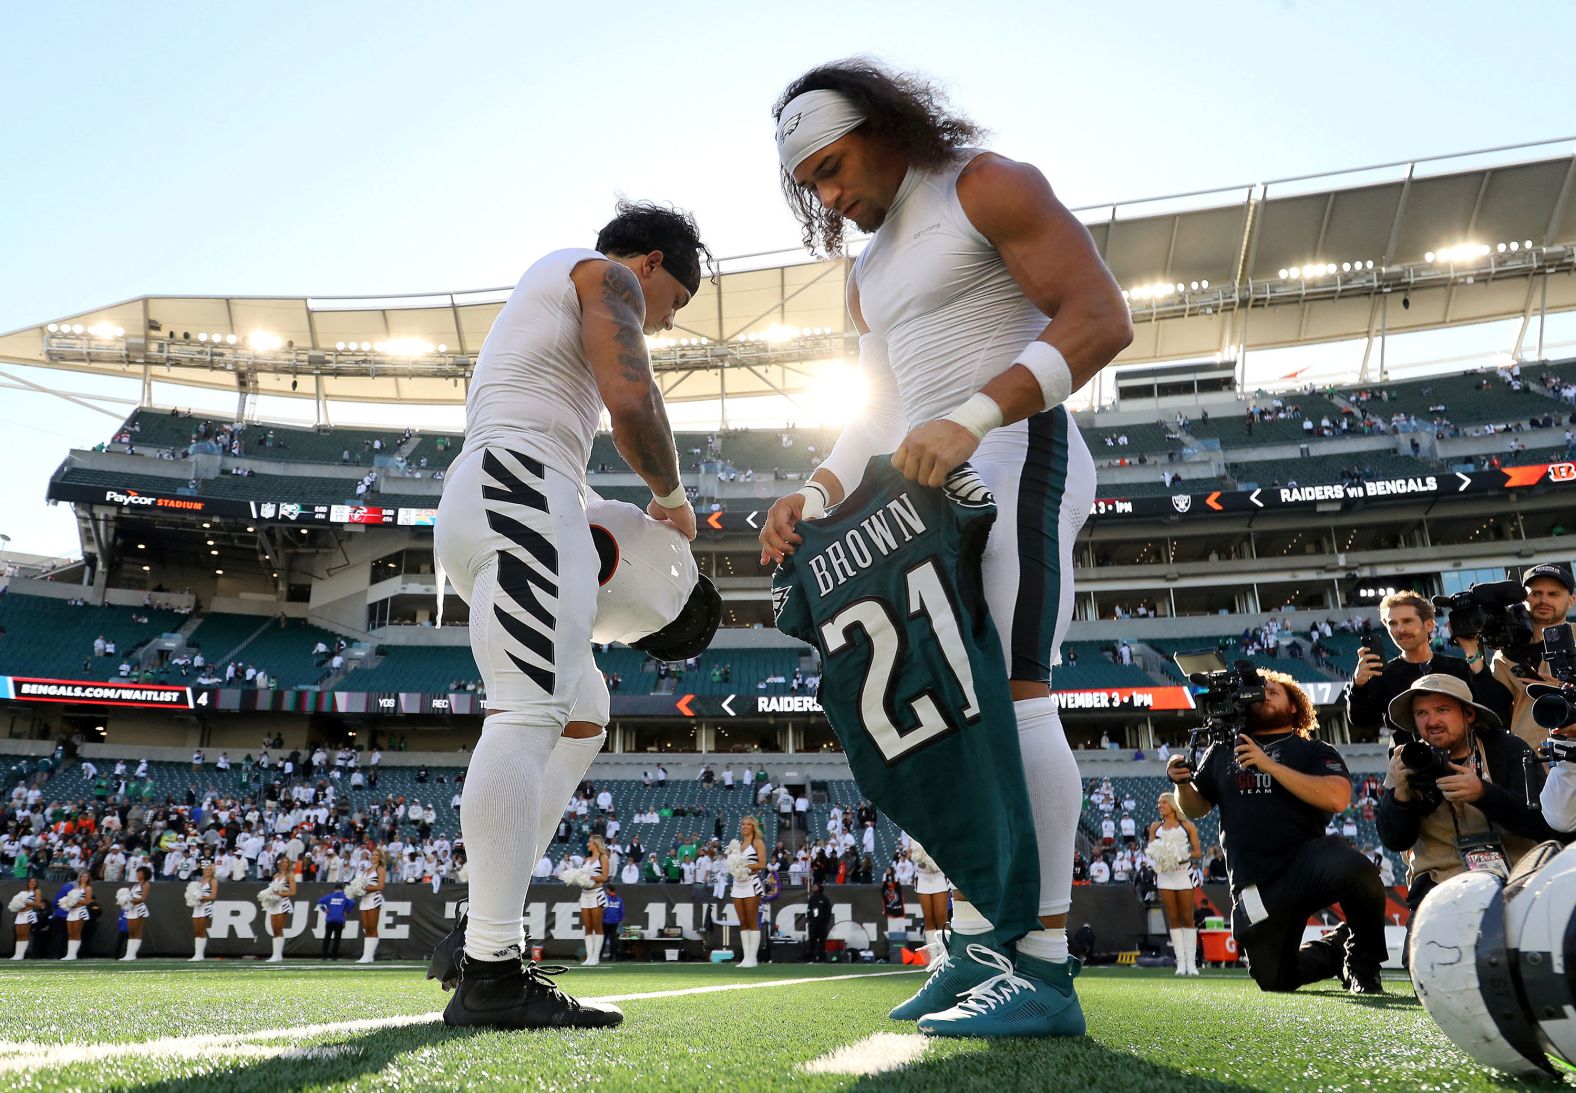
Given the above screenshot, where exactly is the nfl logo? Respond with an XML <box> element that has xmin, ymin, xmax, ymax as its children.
<box><xmin>1171</xmin><ymin>494</ymin><xmax>1192</xmax><ymax>513</ymax></box>
<box><xmin>259</xmin><ymin>503</ymin><xmax>277</xmax><ymax>519</ymax></box>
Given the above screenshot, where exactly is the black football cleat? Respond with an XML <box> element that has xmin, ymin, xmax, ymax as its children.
<box><xmin>1347</xmin><ymin>970</ymin><xmax>1385</xmax><ymax>996</ymax></box>
<box><xmin>427</xmin><ymin>906</ymin><xmax>468</xmax><ymax>992</ymax></box>
<box><xmin>442</xmin><ymin>956</ymin><xmax>623</xmax><ymax>1030</ymax></box>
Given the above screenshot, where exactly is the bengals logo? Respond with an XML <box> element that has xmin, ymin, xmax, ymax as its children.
<box><xmin>1549</xmin><ymin>462</ymin><xmax>1575</xmax><ymax>482</ymax></box>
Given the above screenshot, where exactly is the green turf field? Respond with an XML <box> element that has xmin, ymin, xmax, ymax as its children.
<box><xmin>0</xmin><ymin>961</ymin><xmax>1557</xmax><ymax>1091</ymax></box>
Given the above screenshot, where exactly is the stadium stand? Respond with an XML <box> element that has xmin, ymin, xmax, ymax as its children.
<box><xmin>1338</xmin><ymin>369</ymin><xmax>1558</xmax><ymax>429</ymax></box>
<box><xmin>0</xmin><ymin>595</ymin><xmax>183</xmax><ymax>680</ymax></box>
<box><xmin>118</xmin><ymin>410</ymin><xmax>409</xmax><ymax>466</ymax></box>
<box><xmin>54</xmin><ymin>466</ymin><xmax>437</xmax><ymax>510</ymax></box>
<box><xmin>1186</xmin><ymin>395</ymin><xmax>1349</xmax><ymax>444</ymax></box>
<box><xmin>1054</xmin><ymin>641</ymin><xmax>1158</xmax><ymax>689</ymax></box>
<box><xmin>1078</xmin><ymin>420</ymin><xmax>1186</xmax><ymax>453</ymax></box>
<box><xmin>1225</xmin><ymin>450</ymin><xmax>1441</xmax><ymax>488</ymax></box>
<box><xmin>340</xmin><ymin>646</ymin><xmax>483</xmax><ymax>693</ymax></box>
<box><xmin>185</xmin><ymin>613</ymin><xmax>343</xmax><ymax>688</ymax></box>
<box><xmin>1144</xmin><ymin>632</ymin><xmax>1341</xmax><ymax>684</ymax></box>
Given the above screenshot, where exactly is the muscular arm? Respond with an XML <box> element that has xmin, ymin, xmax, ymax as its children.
<box><xmin>957</xmin><ymin>155</ymin><xmax>1134</xmax><ymax>423</ymax></box>
<box><xmin>575</xmin><ymin>260</ymin><xmax>683</xmax><ymax>497</ymax></box>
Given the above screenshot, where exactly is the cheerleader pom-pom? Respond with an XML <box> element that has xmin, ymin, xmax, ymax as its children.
<box><xmin>115</xmin><ymin>888</ymin><xmax>133</xmax><ymax>909</ymax></box>
<box><xmin>184</xmin><ymin>881</ymin><xmax>204</xmax><ymax>908</ymax></box>
<box><xmin>7</xmin><ymin>891</ymin><xmax>31</xmax><ymax>913</ymax></box>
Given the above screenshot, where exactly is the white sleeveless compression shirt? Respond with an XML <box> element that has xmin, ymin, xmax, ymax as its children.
<box><xmin>853</xmin><ymin>151</ymin><xmax>1050</xmax><ymax>427</ymax></box>
<box><xmin>460</xmin><ymin>247</ymin><xmax>607</xmax><ymax>480</ymax></box>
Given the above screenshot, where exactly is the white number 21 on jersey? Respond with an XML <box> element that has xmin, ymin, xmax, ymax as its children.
<box><xmin>818</xmin><ymin>558</ymin><xmax>980</xmax><ymax>764</ymax></box>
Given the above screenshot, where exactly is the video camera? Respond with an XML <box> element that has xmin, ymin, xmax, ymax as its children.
<box><xmin>1431</xmin><ymin>580</ymin><xmax>1534</xmax><ymax>651</ymax></box>
<box><xmin>1172</xmin><ymin>649</ymin><xmax>1266</xmax><ymax>768</ymax></box>
<box><xmin>1532</xmin><ymin>624</ymin><xmax>1576</xmax><ymax>762</ymax></box>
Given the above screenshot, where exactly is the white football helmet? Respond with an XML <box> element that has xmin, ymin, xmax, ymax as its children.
<box><xmin>1507</xmin><ymin>842</ymin><xmax>1576</xmax><ymax>1065</ymax></box>
<box><xmin>1408</xmin><ymin>870</ymin><xmax>1554</xmax><ymax>1077</ymax></box>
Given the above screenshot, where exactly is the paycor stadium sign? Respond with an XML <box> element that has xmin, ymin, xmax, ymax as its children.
<box><xmin>47</xmin><ymin>458</ymin><xmax>1576</xmax><ymax>533</ymax></box>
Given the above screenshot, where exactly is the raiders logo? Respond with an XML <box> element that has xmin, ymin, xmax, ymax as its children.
<box><xmin>776</xmin><ymin>112</ymin><xmax>802</xmax><ymax>145</ymax></box>
<box><xmin>1171</xmin><ymin>494</ymin><xmax>1192</xmax><ymax>513</ymax></box>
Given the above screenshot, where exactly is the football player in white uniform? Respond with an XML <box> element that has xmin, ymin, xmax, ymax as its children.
<box><xmin>433</xmin><ymin>201</ymin><xmax>710</xmax><ymax>1030</ymax></box>
<box><xmin>760</xmin><ymin>60</ymin><xmax>1130</xmax><ymax>1038</ymax></box>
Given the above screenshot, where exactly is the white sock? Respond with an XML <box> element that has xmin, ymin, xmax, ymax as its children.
<box><xmin>1016</xmin><ymin>927</ymin><xmax>1068</xmax><ymax>964</ymax></box>
<box><xmin>461</xmin><ymin>711</ymin><xmax>556</xmax><ymax>961</ymax></box>
<box><xmin>193</xmin><ymin>937</ymin><xmax>206</xmax><ymax>959</ymax></box>
<box><xmin>923</xmin><ymin>928</ymin><xmax>940</xmax><ymax>950</ymax></box>
<box><xmin>950</xmin><ymin>899</ymin><xmax>992</xmax><ymax>936</ymax></box>
<box><xmin>272</xmin><ymin>936</ymin><xmax>285</xmax><ymax>959</ymax></box>
<box><xmin>65</xmin><ymin>939</ymin><xmax>81</xmax><ymax>960</ymax></box>
<box><xmin>13</xmin><ymin>939</ymin><xmax>28</xmax><ymax>959</ymax></box>
<box><xmin>529</xmin><ymin>731</ymin><xmax>607</xmax><ymax>868</ymax></box>
<box><xmin>124</xmin><ymin>939</ymin><xmax>141</xmax><ymax>960</ymax></box>
<box><xmin>1014</xmin><ymin>697</ymin><xmax>1083</xmax><ymax>919</ymax></box>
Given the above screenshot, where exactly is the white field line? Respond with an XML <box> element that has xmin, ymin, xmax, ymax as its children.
<box><xmin>0</xmin><ymin>967</ymin><xmax>922</xmax><ymax>1075</ymax></box>
<box><xmin>801</xmin><ymin>1033</ymin><xmax>932</xmax><ymax>1076</ymax></box>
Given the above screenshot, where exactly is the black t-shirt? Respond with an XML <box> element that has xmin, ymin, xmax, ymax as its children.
<box><xmin>1195</xmin><ymin>731</ymin><xmax>1350</xmax><ymax>892</ymax></box>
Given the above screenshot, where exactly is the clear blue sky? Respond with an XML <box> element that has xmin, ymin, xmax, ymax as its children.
<box><xmin>2</xmin><ymin>1</ymin><xmax>1573</xmax><ymax>558</ymax></box>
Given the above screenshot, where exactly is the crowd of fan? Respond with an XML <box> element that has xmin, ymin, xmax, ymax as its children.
<box><xmin>3</xmin><ymin>744</ymin><xmax>469</xmax><ymax>892</ymax></box>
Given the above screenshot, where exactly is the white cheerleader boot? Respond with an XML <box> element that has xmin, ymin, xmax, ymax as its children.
<box><xmin>740</xmin><ymin>930</ymin><xmax>759</xmax><ymax>968</ymax></box>
<box><xmin>189</xmin><ymin>937</ymin><xmax>206</xmax><ymax>961</ymax></box>
<box><xmin>1170</xmin><ymin>928</ymin><xmax>1185</xmax><ymax>975</ymax></box>
<box><xmin>11</xmin><ymin>939</ymin><xmax>27</xmax><ymax>960</ymax></box>
<box><xmin>64</xmin><ymin>939</ymin><xmax>81</xmax><ymax>960</ymax></box>
<box><xmin>358</xmin><ymin>937</ymin><xmax>379</xmax><ymax>963</ymax></box>
<box><xmin>268</xmin><ymin>936</ymin><xmax>286</xmax><ymax>962</ymax></box>
<box><xmin>1184</xmin><ymin>928</ymin><xmax>1200</xmax><ymax>974</ymax></box>
<box><xmin>120</xmin><ymin>939</ymin><xmax>141</xmax><ymax>961</ymax></box>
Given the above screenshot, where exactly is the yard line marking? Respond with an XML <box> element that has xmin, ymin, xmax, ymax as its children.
<box><xmin>801</xmin><ymin>1032</ymin><xmax>931</xmax><ymax>1076</ymax></box>
<box><xmin>0</xmin><ymin>967</ymin><xmax>922</xmax><ymax>1075</ymax></box>
<box><xmin>0</xmin><ymin>1041</ymin><xmax>360</xmax><ymax>1075</ymax></box>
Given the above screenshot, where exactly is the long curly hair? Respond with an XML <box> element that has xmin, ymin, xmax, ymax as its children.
<box><xmin>773</xmin><ymin>57</ymin><xmax>986</xmax><ymax>257</ymax></box>
<box><xmin>1256</xmin><ymin>670</ymin><xmax>1319</xmax><ymax>738</ymax></box>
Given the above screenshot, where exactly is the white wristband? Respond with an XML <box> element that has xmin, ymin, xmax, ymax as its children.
<box><xmin>652</xmin><ymin>484</ymin><xmax>688</xmax><ymax>509</ymax></box>
<box><xmin>796</xmin><ymin>482</ymin><xmax>829</xmax><ymax>520</ymax></box>
<box><xmin>1016</xmin><ymin>341</ymin><xmax>1073</xmax><ymax>410</ymax></box>
<box><xmin>942</xmin><ymin>392</ymin><xmax>1004</xmax><ymax>440</ymax></box>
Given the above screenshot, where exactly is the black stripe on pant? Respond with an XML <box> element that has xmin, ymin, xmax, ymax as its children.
<box><xmin>1230</xmin><ymin>835</ymin><xmax>1387</xmax><ymax>991</ymax></box>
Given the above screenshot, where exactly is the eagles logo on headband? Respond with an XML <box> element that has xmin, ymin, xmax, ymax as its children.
<box><xmin>775</xmin><ymin>89</ymin><xmax>868</xmax><ymax>175</ymax></box>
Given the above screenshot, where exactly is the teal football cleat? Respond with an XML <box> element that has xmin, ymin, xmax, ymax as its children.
<box><xmin>889</xmin><ymin>932</ymin><xmax>1012</xmax><ymax>1021</ymax></box>
<box><xmin>917</xmin><ymin>948</ymin><xmax>1086</xmax><ymax>1039</ymax></box>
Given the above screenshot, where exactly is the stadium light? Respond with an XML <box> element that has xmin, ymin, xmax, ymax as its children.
<box><xmin>335</xmin><ymin>341</ymin><xmax>346</xmax><ymax>351</ymax></box>
<box><xmin>71</xmin><ymin>324</ymin><xmax>84</xmax><ymax>335</ymax></box>
<box><xmin>225</xmin><ymin>334</ymin><xmax>238</xmax><ymax>345</ymax></box>
<box><xmin>214</xmin><ymin>569</ymin><xmax>223</xmax><ymax>575</ymax></box>
<box><xmin>437</xmin><ymin>343</ymin><xmax>447</xmax><ymax>353</ymax></box>
<box><xmin>141</xmin><ymin>565</ymin><xmax>149</xmax><ymax>572</ymax></box>
<box><xmin>197</xmin><ymin>333</ymin><xmax>208</xmax><ymax>342</ymax></box>
<box><xmin>249</xmin><ymin>332</ymin><xmax>283</xmax><ymax>351</ymax></box>
<box><xmin>46</xmin><ymin>323</ymin><xmax>58</xmax><ymax>333</ymax></box>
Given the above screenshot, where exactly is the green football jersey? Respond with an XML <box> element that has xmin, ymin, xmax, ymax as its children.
<box><xmin>772</xmin><ymin>456</ymin><xmax>1041</xmax><ymax>941</ymax></box>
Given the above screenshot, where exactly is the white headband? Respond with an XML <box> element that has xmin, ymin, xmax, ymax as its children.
<box><xmin>775</xmin><ymin>89</ymin><xmax>867</xmax><ymax>175</ymax></box>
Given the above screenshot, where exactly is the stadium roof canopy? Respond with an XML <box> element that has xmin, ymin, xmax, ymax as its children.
<box><xmin>3</xmin><ymin>138</ymin><xmax>1574</xmax><ymax>415</ymax></box>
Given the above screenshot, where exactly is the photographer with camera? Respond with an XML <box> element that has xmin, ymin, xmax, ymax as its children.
<box><xmin>1347</xmin><ymin>591</ymin><xmax>1511</xmax><ymax>743</ymax></box>
<box><xmin>1477</xmin><ymin>563</ymin><xmax>1576</xmax><ymax>750</ymax></box>
<box><xmin>1376</xmin><ymin>675</ymin><xmax>1554</xmax><ymax>910</ymax></box>
<box><xmin>1168</xmin><ymin>671</ymin><xmax>1388</xmax><ymax>995</ymax></box>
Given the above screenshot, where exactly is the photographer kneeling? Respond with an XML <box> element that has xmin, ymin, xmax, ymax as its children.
<box><xmin>1376</xmin><ymin>675</ymin><xmax>1554</xmax><ymax>911</ymax></box>
<box><xmin>1167</xmin><ymin>672</ymin><xmax>1388</xmax><ymax>994</ymax></box>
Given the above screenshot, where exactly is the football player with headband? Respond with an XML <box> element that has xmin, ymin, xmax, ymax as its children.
<box><xmin>760</xmin><ymin>59</ymin><xmax>1132</xmax><ymax>1039</ymax></box>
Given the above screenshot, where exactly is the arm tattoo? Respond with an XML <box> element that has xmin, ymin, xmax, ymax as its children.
<box><xmin>628</xmin><ymin>425</ymin><xmax>681</xmax><ymax>495</ymax></box>
<box><xmin>601</xmin><ymin>266</ymin><xmax>652</xmax><ymax>385</ymax></box>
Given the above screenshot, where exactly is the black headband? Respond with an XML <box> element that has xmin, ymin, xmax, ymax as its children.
<box><xmin>663</xmin><ymin>251</ymin><xmax>702</xmax><ymax>296</ymax></box>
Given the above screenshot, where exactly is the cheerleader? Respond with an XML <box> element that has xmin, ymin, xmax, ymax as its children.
<box><xmin>579</xmin><ymin>834</ymin><xmax>610</xmax><ymax>966</ymax></box>
<box><xmin>910</xmin><ymin>842</ymin><xmax>951</xmax><ymax>953</ymax></box>
<box><xmin>356</xmin><ymin>848</ymin><xmax>387</xmax><ymax>963</ymax></box>
<box><xmin>63</xmin><ymin>871</ymin><xmax>93</xmax><ymax>960</ymax></box>
<box><xmin>1148</xmin><ymin>794</ymin><xmax>1203</xmax><ymax>976</ymax></box>
<box><xmin>8</xmin><ymin>877</ymin><xmax>46</xmax><ymax>960</ymax></box>
<box><xmin>120</xmin><ymin>867</ymin><xmax>153</xmax><ymax>961</ymax></box>
<box><xmin>266</xmin><ymin>856</ymin><xmax>298</xmax><ymax>962</ymax></box>
<box><xmin>190</xmin><ymin>861</ymin><xmax>219</xmax><ymax>961</ymax></box>
<box><xmin>731</xmin><ymin>816</ymin><xmax>767</xmax><ymax>968</ymax></box>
